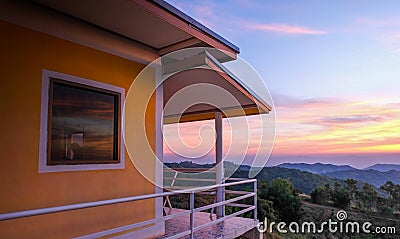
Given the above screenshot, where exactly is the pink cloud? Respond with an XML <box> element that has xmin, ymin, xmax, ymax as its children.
<box><xmin>356</xmin><ymin>17</ymin><xmax>400</xmax><ymax>27</ymax></box>
<box><xmin>355</xmin><ymin>17</ymin><xmax>400</xmax><ymax>53</ymax></box>
<box><xmin>273</xmin><ymin>97</ymin><xmax>400</xmax><ymax>155</ymax></box>
<box><xmin>314</xmin><ymin>115</ymin><xmax>385</xmax><ymax>125</ymax></box>
<box><xmin>248</xmin><ymin>23</ymin><xmax>327</xmax><ymax>35</ymax></box>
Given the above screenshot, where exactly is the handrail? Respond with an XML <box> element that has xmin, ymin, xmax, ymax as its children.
<box><xmin>194</xmin><ymin>192</ymin><xmax>255</xmax><ymax>213</ymax></box>
<box><xmin>0</xmin><ymin>178</ymin><xmax>256</xmax><ymax>221</ymax></box>
<box><xmin>164</xmin><ymin>177</ymin><xmax>216</xmax><ymax>182</ymax></box>
<box><xmin>164</xmin><ymin>167</ymin><xmax>218</xmax><ymax>173</ymax></box>
<box><xmin>1</xmin><ymin>178</ymin><xmax>257</xmax><ymax>239</ymax></box>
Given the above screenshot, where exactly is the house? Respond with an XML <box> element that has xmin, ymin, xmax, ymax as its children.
<box><xmin>0</xmin><ymin>1</ymin><xmax>271</xmax><ymax>238</ymax></box>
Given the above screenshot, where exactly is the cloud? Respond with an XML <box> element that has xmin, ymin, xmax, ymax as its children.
<box><xmin>380</xmin><ymin>32</ymin><xmax>400</xmax><ymax>53</ymax></box>
<box><xmin>163</xmin><ymin>95</ymin><xmax>400</xmax><ymax>160</ymax></box>
<box><xmin>356</xmin><ymin>17</ymin><xmax>400</xmax><ymax>28</ymax></box>
<box><xmin>355</xmin><ymin>17</ymin><xmax>400</xmax><ymax>53</ymax></box>
<box><xmin>272</xmin><ymin>95</ymin><xmax>400</xmax><ymax>155</ymax></box>
<box><xmin>316</xmin><ymin>115</ymin><xmax>385</xmax><ymax>124</ymax></box>
<box><xmin>168</xmin><ymin>0</ymin><xmax>327</xmax><ymax>36</ymax></box>
<box><xmin>273</xmin><ymin>94</ymin><xmax>338</xmax><ymax>108</ymax></box>
<box><xmin>248</xmin><ymin>23</ymin><xmax>327</xmax><ymax>35</ymax></box>
<box><xmin>167</xmin><ymin>0</ymin><xmax>219</xmax><ymax>29</ymax></box>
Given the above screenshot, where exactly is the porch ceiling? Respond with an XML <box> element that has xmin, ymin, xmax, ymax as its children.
<box><xmin>32</xmin><ymin>0</ymin><xmax>238</xmax><ymax>61</ymax></box>
<box><xmin>163</xmin><ymin>52</ymin><xmax>272</xmax><ymax>124</ymax></box>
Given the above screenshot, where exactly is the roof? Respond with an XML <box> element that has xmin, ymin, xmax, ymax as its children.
<box><xmin>150</xmin><ymin>0</ymin><xmax>240</xmax><ymax>53</ymax></box>
<box><xmin>163</xmin><ymin>50</ymin><xmax>272</xmax><ymax>124</ymax></box>
<box><xmin>32</xmin><ymin>0</ymin><xmax>239</xmax><ymax>62</ymax></box>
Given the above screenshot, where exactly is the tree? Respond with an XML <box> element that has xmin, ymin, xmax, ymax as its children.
<box><xmin>257</xmin><ymin>198</ymin><xmax>276</xmax><ymax>222</ymax></box>
<box><xmin>257</xmin><ymin>180</ymin><xmax>276</xmax><ymax>221</ymax></box>
<box><xmin>380</xmin><ymin>181</ymin><xmax>400</xmax><ymax>211</ymax></box>
<box><xmin>257</xmin><ymin>178</ymin><xmax>302</xmax><ymax>222</ymax></box>
<box><xmin>360</xmin><ymin>183</ymin><xmax>378</xmax><ymax>211</ymax></box>
<box><xmin>324</xmin><ymin>183</ymin><xmax>332</xmax><ymax>202</ymax></box>
<box><xmin>344</xmin><ymin>178</ymin><xmax>358</xmax><ymax>205</ymax></box>
<box><xmin>331</xmin><ymin>187</ymin><xmax>351</xmax><ymax>208</ymax></box>
<box><xmin>267</xmin><ymin>178</ymin><xmax>301</xmax><ymax>222</ymax></box>
<box><xmin>311</xmin><ymin>186</ymin><xmax>329</xmax><ymax>205</ymax></box>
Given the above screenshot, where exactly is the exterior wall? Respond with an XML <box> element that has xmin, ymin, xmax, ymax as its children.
<box><xmin>0</xmin><ymin>20</ymin><xmax>159</xmax><ymax>238</ymax></box>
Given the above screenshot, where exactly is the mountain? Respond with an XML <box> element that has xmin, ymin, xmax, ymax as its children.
<box><xmin>165</xmin><ymin>161</ymin><xmax>400</xmax><ymax>192</ymax></box>
<box><xmin>277</xmin><ymin>163</ymin><xmax>355</xmax><ymax>174</ymax></box>
<box><xmin>233</xmin><ymin>166</ymin><xmax>341</xmax><ymax>194</ymax></box>
<box><xmin>323</xmin><ymin>169</ymin><xmax>400</xmax><ymax>187</ymax></box>
<box><xmin>277</xmin><ymin>162</ymin><xmax>400</xmax><ymax>187</ymax></box>
<box><xmin>364</xmin><ymin>164</ymin><xmax>400</xmax><ymax>172</ymax></box>
<box><xmin>165</xmin><ymin>161</ymin><xmax>341</xmax><ymax>194</ymax></box>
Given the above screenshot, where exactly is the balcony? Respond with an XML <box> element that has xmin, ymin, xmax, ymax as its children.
<box><xmin>0</xmin><ymin>176</ymin><xmax>259</xmax><ymax>239</ymax></box>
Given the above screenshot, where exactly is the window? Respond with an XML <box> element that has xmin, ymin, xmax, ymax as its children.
<box><xmin>39</xmin><ymin>70</ymin><xmax>125</xmax><ymax>172</ymax></box>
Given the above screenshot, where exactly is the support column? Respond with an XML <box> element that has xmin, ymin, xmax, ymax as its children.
<box><xmin>154</xmin><ymin>65</ymin><xmax>165</xmax><ymax>232</ymax></box>
<box><xmin>215</xmin><ymin>111</ymin><xmax>224</xmax><ymax>218</ymax></box>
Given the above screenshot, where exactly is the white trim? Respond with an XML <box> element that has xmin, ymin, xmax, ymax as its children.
<box><xmin>215</xmin><ymin>111</ymin><xmax>225</xmax><ymax>218</ymax></box>
<box><xmin>38</xmin><ymin>69</ymin><xmax>125</xmax><ymax>173</ymax></box>
<box><xmin>154</xmin><ymin>64</ymin><xmax>165</xmax><ymax>234</ymax></box>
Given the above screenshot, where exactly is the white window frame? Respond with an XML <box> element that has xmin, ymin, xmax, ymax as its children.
<box><xmin>38</xmin><ymin>69</ymin><xmax>125</xmax><ymax>173</ymax></box>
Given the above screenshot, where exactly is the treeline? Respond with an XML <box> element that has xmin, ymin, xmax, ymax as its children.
<box><xmin>311</xmin><ymin>179</ymin><xmax>400</xmax><ymax>215</ymax></box>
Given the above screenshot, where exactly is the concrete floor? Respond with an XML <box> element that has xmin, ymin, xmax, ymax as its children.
<box><xmin>156</xmin><ymin>208</ymin><xmax>258</xmax><ymax>239</ymax></box>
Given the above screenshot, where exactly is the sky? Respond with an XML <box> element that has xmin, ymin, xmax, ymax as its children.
<box><xmin>164</xmin><ymin>0</ymin><xmax>400</xmax><ymax>168</ymax></box>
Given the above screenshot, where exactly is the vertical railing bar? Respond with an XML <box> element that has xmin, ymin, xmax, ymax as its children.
<box><xmin>189</xmin><ymin>191</ymin><xmax>195</xmax><ymax>239</ymax></box>
<box><xmin>253</xmin><ymin>180</ymin><xmax>257</xmax><ymax>220</ymax></box>
<box><xmin>171</xmin><ymin>171</ymin><xmax>178</xmax><ymax>187</ymax></box>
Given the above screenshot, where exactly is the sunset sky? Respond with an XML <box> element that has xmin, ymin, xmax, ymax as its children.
<box><xmin>164</xmin><ymin>0</ymin><xmax>400</xmax><ymax>168</ymax></box>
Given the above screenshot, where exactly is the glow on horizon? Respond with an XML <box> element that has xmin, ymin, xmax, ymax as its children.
<box><xmin>164</xmin><ymin>98</ymin><xmax>400</xmax><ymax>158</ymax></box>
<box><xmin>273</xmin><ymin>98</ymin><xmax>400</xmax><ymax>155</ymax></box>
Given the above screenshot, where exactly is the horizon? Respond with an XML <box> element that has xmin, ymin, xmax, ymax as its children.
<box><xmin>164</xmin><ymin>0</ymin><xmax>400</xmax><ymax>168</ymax></box>
<box><xmin>164</xmin><ymin>152</ymin><xmax>400</xmax><ymax>169</ymax></box>
<box><xmin>164</xmin><ymin>158</ymin><xmax>400</xmax><ymax>169</ymax></box>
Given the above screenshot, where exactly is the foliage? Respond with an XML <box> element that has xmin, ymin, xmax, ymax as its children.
<box><xmin>331</xmin><ymin>186</ymin><xmax>350</xmax><ymax>208</ymax></box>
<box><xmin>258</xmin><ymin>178</ymin><xmax>301</xmax><ymax>222</ymax></box>
<box><xmin>380</xmin><ymin>181</ymin><xmax>400</xmax><ymax>211</ymax></box>
<box><xmin>309</xmin><ymin>178</ymin><xmax>400</xmax><ymax>218</ymax></box>
<box><xmin>257</xmin><ymin>197</ymin><xmax>276</xmax><ymax>222</ymax></box>
<box><xmin>310</xmin><ymin>186</ymin><xmax>329</xmax><ymax>204</ymax></box>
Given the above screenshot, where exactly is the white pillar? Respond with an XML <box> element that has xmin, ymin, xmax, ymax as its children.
<box><xmin>155</xmin><ymin>65</ymin><xmax>165</xmax><ymax>232</ymax></box>
<box><xmin>215</xmin><ymin>111</ymin><xmax>224</xmax><ymax>218</ymax></box>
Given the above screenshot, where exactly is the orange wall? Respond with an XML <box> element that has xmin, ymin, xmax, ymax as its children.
<box><xmin>0</xmin><ymin>20</ymin><xmax>157</xmax><ymax>238</ymax></box>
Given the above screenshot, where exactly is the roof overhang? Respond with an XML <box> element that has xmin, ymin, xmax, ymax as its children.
<box><xmin>32</xmin><ymin>0</ymin><xmax>239</xmax><ymax>62</ymax></box>
<box><xmin>163</xmin><ymin>51</ymin><xmax>271</xmax><ymax>124</ymax></box>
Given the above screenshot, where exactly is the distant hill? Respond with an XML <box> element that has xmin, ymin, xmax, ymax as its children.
<box><xmin>164</xmin><ymin>161</ymin><xmax>400</xmax><ymax>193</ymax></box>
<box><xmin>323</xmin><ymin>169</ymin><xmax>400</xmax><ymax>187</ymax></box>
<box><xmin>364</xmin><ymin>164</ymin><xmax>400</xmax><ymax>172</ymax></box>
<box><xmin>277</xmin><ymin>162</ymin><xmax>400</xmax><ymax>187</ymax></box>
<box><xmin>164</xmin><ymin>161</ymin><xmax>341</xmax><ymax>194</ymax></box>
<box><xmin>277</xmin><ymin>163</ymin><xmax>355</xmax><ymax>174</ymax></box>
<box><xmin>164</xmin><ymin>161</ymin><xmax>248</xmax><ymax>171</ymax></box>
<box><xmin>233</xmin><ymin>166</ymin><xmax>341</xmax><ymax>194</ymax></box>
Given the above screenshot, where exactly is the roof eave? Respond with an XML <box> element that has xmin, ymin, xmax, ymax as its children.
<box><xmin>150</xmin><ymin>0</ymin><xmax>240</xmax><ymax>54</ymax></box>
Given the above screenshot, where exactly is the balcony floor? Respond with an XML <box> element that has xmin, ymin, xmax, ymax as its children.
<box><xmin>156</xmin><ymin>208</ymin><xmax>258</xmax><ymax>239</ymax></box>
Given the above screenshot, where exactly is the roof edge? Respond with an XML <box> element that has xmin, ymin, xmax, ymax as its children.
<box><xmin>150</xmin><ymin>0</ymin><xmax>240</xmax><ymax>54</ymax></box>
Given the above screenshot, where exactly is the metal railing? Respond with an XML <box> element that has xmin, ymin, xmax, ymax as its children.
<box><xmin>0</xmin><ymin>178</ymin><xmax>257</xmax><ymax>239</ymax></box>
